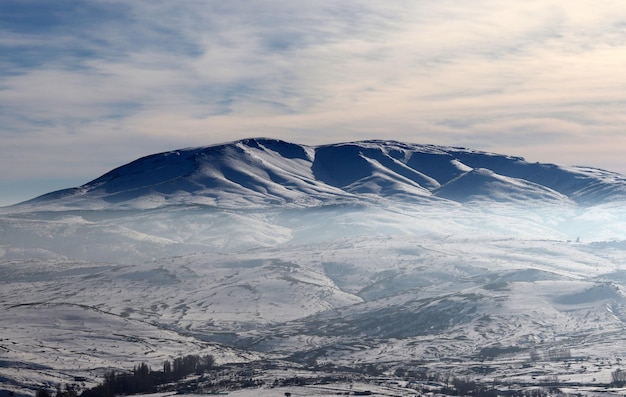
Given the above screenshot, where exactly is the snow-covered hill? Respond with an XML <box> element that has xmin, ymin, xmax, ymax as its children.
<box><xmin>9</xmin><ymin>138</ymin><xmax>626</xmax><ymax>211</ymax></box>
<box><xmin>3</xmin><ymin>138</ymin><xmax>626</xmax><ymax>395</ymax></box>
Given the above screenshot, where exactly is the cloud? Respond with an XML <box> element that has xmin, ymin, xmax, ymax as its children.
<box><xmin>2</xmin><ymin>0</ymin><xmax>626</xmax><ymax>197</ymax></box>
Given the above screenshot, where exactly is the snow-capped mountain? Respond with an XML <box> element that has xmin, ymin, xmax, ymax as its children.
<box><xmin>3</xmin><ymin>138</ymin><xmax>626</xmax><ymax>395</ymax></box>
<box><xmin>12</xmin><ymin>138</ymin><xmax>626</xmax><ymax>210</ymax></box>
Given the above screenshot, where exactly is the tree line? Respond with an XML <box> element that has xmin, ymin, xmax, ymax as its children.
<box><xmin>74</xmin><ymin>354</ymin><xmax>215</xmax><ymax>397</ymax></box>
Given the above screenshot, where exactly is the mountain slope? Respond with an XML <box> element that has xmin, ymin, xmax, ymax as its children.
<box><xmin>433</xmin><ymin>168</ymin><xmax>572</xmax><ymax>204</ymax></box>
<box><xmin>10</xmin><ymin>138</ymin><xmax>626</xmax><ymax>211</ymax></box>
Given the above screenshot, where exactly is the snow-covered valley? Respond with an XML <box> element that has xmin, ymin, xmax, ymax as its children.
<box><xmin>3</xmin><ymin>139</ymin><xmax>626</xmax><ymax>395</ymax></box>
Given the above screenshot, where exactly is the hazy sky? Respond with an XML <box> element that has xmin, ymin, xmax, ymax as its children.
<box><xmin>2</xmin><ymin>1</ymin><xmax>626</xmax><ymax>206</ymax></box>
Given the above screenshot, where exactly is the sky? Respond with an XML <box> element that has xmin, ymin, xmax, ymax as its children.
<box><xmin>2</xmin><ymin>0</ymin><xmax>626</xmax><ymax>206</ymax></box>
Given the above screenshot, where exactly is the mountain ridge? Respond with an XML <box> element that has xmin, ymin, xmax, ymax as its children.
<box><xmin>9</xmin><ymin>137</ymin><xmax>626</xmax><ymax>211</ymax></box>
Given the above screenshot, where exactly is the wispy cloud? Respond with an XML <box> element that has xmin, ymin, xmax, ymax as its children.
<box><xmin>2</xmin><ymin>0</ymin><xmax>626</xmax><ymax>204</ymax></box>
